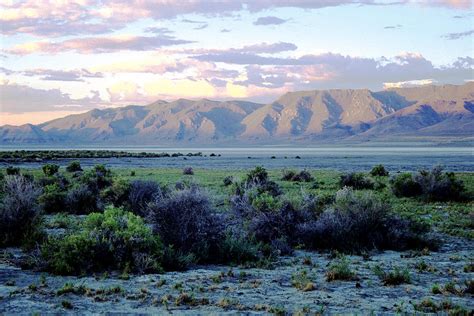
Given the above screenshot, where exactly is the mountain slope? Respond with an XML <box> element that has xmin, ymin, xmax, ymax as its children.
<box><xmin>0</xmin><ymin>124</ymin><xmax>53</xmax><ymax>143</ymax></box>
<box><xmin>38</xmin><ymin>99</ymin><xmax>264</xmax><ymax>143</ymax></box>
<box><xmin>240</xmin><ymin>88</ymin><xmax>415</xmax><ymax>141</ymax></box>
<box><xmin>1</xmin><ymin>83</ymin><xmax>473</xmax><ymax>145</ymax></box>
<box><xmin>352</xmin><ymin>83</ymin><xmax>474</xmax><ymax>139</ymax></box>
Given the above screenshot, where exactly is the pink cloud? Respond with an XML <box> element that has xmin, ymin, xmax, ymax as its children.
<box><xmin>2</xmin><ymin>0</ymin><xmax>468</xmax><ymax>37</ymax></box>
<box><xmin>5</xmin><ymin>34</ymin><xmax>193</xmax><ymax>55</ymax></box>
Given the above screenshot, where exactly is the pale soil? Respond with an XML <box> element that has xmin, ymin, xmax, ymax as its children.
<box><xmin>0</xmin><ymin>235</ymin><xmax>473</xmax><ymax>315</ymax></box>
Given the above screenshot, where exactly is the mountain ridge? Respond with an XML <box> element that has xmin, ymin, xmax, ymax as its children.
<box><xmin>2</xmin><ymin>83</ymin><xmax>473</xmax><ymax>145</ymax></box>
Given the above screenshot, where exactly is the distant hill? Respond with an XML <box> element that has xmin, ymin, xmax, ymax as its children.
<box><xmin>1</xmin><ymin>83</ymin><xmax>473</xmax><ymax>145</ymax></box>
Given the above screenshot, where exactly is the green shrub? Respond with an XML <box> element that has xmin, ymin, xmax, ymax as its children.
<box><xmin>183</xmin><ymin>167</ymin><xmax>194</xmax><ymax>175</ymax></box>
<box><xmin>293</xmin><ymin>170</ymin><xmax>313</xmax><ymax>182</ymax></box>
<box><xmin>414</xmin><ymin>166</ymin><xmax>465</xmax><ymax>201</ymax></box>
<box><xmin>373</xmin><ymin>265</ymin><xmax>411</xmax><ymax>285</ymax></box>
<box><xmin>42</xmin><ymin>164</ymin><xmax>60</xmax><ymax>176</ymax></box>
<box><xmin>41</xmin><ymin>207</ymin><xmax>163</xmax><ymax>275</ymax></box>
<box><xmin>413</xmin><ymin>298</ymin><xmax>469</xmax><ymax>314</ymax></box>
<box><xmin>161</xmin><ymin>245</ymin><xmax>195</xmax><ymax>271</ymax></box>
<box><xmin>6</xmin><ymin>166</ymin><xmax>20</xmax><ymax>175</ymax></box>
<box><xmin>66</xmin><ymin>184</ymin><xmax>103</xmax><ymax>214</ymax></box>
<box><xmin>391</xmin><ymin>166</ymin><xmax>465</xmax><ymax>201</ymax></box>
<box><xmin>297</xmin><ymin>187</ymin><xmax>433</xmax><ymax>252</ymax></box>
<box><xmin>236</xmin><ymin>166</ymin><xmax>281</xmax><ymax>197</ymax></box>
<box><xmin>81</xmin><ymin>164</ymin><xmax>113</xmax><ymax>192</ymax></box>
<box><xmin>0</xmin><ymin>175</ymin><xmax>43</xmax><ymax>247</ymax></box>
<box><xmin>339</xmin><ymin>172</ymin><xmax>374</xmax><ymax>190</ymax></box>
<box><xmin>101</xmin><ymin>177</ymin><xmax>130</xmax><ymax>207</ymax></box>
<box><xmin>390</xmin><ymin>173</ymin><xmax>422</xmax><ymax>197</ymax></box>
<box><xmin>282</xmin><ymin>170</ymin><xmax>313</xmax><ymax>182</ymax></box>
<box><xmin>291</xmin><ymin>269</ymin><xmax>315</xmax><ymax>291</ymax></box>
<box><xmin>370</xmin><ymin>164</ymin><xmax>389</xmax><ymax>177</ymax></box>
<box><xmin>223</xmin><ymin>176</ymin><xmax>233</xmax><ymax>186</ymax></box>
<box><xmin>281</xmin><ymin>170</ymin><xmax>296</xmax><ymax>181</ymax></box>
<box><xmin>66</xmin><ymin>161</ymin><xmax>82</xmax><ymax>172</ymax></box>
<box><xmin>431</xmin><ymin>283</ymin><xmax>442</xmax><ymax>294</ymax></box>
<box><xmin>39</xmin><ymin>184</ymin><xmax>67</xmax><ymax>214</ymax></box>
<box><xmin>251</xmin><ymin>192</ymin><xmax>281</xmax><ymax>212</ymax></box>
<box><xmin>147</xmin><ymin>188</ymin><xmax>222</xmax><ymax>266</ymax></box>
<box><xmin>217</xmin><ymin>232</ymin><xmax>261</xmax><ymax>265</ymax></box>
<box><xmin>46</xmin><ymin>213</ymin><xmax>77</xmax><ymax>229</ymax></box>
<box><xmin>326</xmin><ymin>256</ymin><xmax>356</xmax><ymax>281</ymax></box>
<box><xmin>127</xmin><ymin>180</ymin><xmax>164</xmax><ymax>217</ymax></box>
<box><xmin>246</xmin><ymin>166</ymin><xmax>268</xmax><ymax>184</ymax></box>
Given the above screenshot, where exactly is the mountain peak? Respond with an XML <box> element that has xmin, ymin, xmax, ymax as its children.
<box><xmin>1</xmin><ymin>83</ymin><xmax>472</xmax><ymax>145</ymax></box>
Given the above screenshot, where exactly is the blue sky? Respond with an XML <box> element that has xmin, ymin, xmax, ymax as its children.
<box><xmin>1</xmin><ymin>0</ymin><xmax>473</xmax><ymax>125</ymax></box>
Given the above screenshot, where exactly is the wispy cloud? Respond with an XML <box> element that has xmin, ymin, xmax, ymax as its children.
<box><xmin>1</xmin><ymin>0</ymin><xmax>468</xmax><ymax>37</ymax></box>
<box><xmin>5</xmin><ymin>34</ymin><xmax>193</xmax><ymax>55</ymax></box>
<box><xmin>1</xmin><ymin>67</ymin><xmax>104</xmax><ymax>81</ymax></box>
<box><xmin>442</xmin><ymin>29</ymin><xmax>474</xmax><ymax>40</ymax></box>
<box><xmin>384</xmin><ymin>24</ymin><xmax>403</xmax><ymax>29</ymax></box>
<box><xmin>194</xmin><ymin>23</ymin><xmax>209</xmax><ymax>30</ymax></box>
<box><xmin>0</xmin><ymin>80</ymin><xmax>102</xmax><ymax>113</ymax></box>
<box><xmin>183</xmin><ymin>42</ymin><xmax>298</xmax><ymax>56</ymax></box>
<box><xmin>23</xmin><ymin>69</ymin><xmax>104</xmax><ymax>82</ymax></box>
<box><xmin>253</xmin><ymin>16</ymin><xmax>287</xmax><ymax>26</ymax></box>
<box><xmin>202</xmin><ymin>52</ymin><xmax>473</xmax><ymax>92</ymax></box>
<box><xmin>143</xmin><ymin>27</ymin><xmax>174</xmax><ymax>35</ymax></box>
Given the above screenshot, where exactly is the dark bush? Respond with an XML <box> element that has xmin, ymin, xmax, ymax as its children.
<box><xmin>234</xmin><ymin>167</ymin><xmax>282</xmax><ymax>197</ymax></box>
<box><xmin>297</xmin><ymin>188</ymin><xmax>433</xmax><ymax>252</ymax></box>
<box><xmin>0</xmin><ymin>175</ymin><xmax>42</xmax><ymax>247</ymax></box>
<box><xmin>390</xmin><ymin>173</ymin><xmax>422</xmax><ymax>197</ymax></box>
<box><xmin>259</xmin><ymin>180</ymin><xmax>283</xmax><ymax>197</ymax></box>
<box><xmin>161</xmin><ymin>245</ymin><xmax>195</xmax><ymax>271</ymax></box>
<box><xmin>217</xmin><ymin>231</ymin><xmax>261</xmax><ymax>265</ymax></box>
<box><xmin>246</xmin><ymin>166</ymin><xmax>268</xmax><ymax>184</ymax></box>
<box><xmin>147</xmin><ymin>187</ymin><xmax>223</xmax><ymax>265</ymax></box>
<box><xmin>223</xmin><ymin>176</ymin><xmax>234</xmax><ymax>186</ymax></box>
<box><xmin>248</xmin><ymin>201</ymin><xmax>309</xmax><ymax>255</ymax></box>
<box><xmin>282</xmin><ymin>170</ymin><xmax>313</xmax><ymax>182</ymax></box>
<box><xmin>230</xmin><ymin>187</ymin><xmax>310</xmax><ymax>255</ymax></box>
<box><xmin>414</xmin><ymin>166</ymin><xmax>465</xmax><ymax>201</ymax></box>
<box><xmin>66</xmin><ymin>161</ymin><xmax>82</xmax><ymax>172</ymax></box>
<box><xmin>281</xmin><ymin>170</ymin><xmax>297</xmax><ymax>181</ymax></box>
<box><xmin>390</xmin><ymin>166</ymin><xmax>464</xmax><ymax>201</ymax></box>
<box><xmin>292</xmin><ymin>170</ymin><xmax>313</xmax><ymax>182</ymax></box>
<box><xmin>66</xmin><ymin>184</ymin><xmax>103</xmax><ymax>214</ymax></box>
<box><xmin>41</xmin><ymin>207</ymin><xmax>163</xmax><ymax>275</ymax></box>
<box><xmin>37</xmin><ymin>173</ymin><xmax>70</xmax><ymax>191</ymax></box>
<box><xmin>101</xmin><ymin>178</ymin><xmax>130</xmax><ymax>207</ymax></box>
<box><xmin>300</xmin><ymin>191</ymin><xmax>334</xmax><ymax>216</ymax></box>
<box><xmin>127</xmin><ymin>180</ymin><xmax>164</xmax><ymax>216</ymax></box>
<box><xmin>370</xmin><ymin>164</ymin><xmax>389</xmax><ymax>177</ymax></box>
<box><xmin>183</xmin><ymin>167</ymin><xmax>194</xmax><ymax>175</ymax></box>
<box><xmin>39</xmin><ymin>183</ymin><xmax>67</xmax><ymax>214</ymax></box>
<box><xmin>339</xmin><ymin>172</ymin><xmax>374</xmax><ymax>190</ymax></box>
<box><xmin>81</xmin><ymin>164</ymin><xmax>112</xmax><ymax>192</ymax></box>
<box><xmin>6</xmin><ymin>166</ymin><xmax>20</xmax><ymax>175</ymax></box>
<box><xmin>42</xmin><ymin>164</ymin><xmax>60</xmax><ymax>176</ymax></box>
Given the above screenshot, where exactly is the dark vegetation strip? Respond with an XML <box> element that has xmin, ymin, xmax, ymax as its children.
<box><xmin>0</xmin><ymin>150</ymin><xmax>205</xmax><ymax>162</ymax></box>
<box><xmin>0</xmin><ymin>162</ymin><xmax>471</xmax><ymax>277</ymax></box>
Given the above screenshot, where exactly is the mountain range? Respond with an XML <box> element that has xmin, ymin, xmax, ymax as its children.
<box><xmin>1</xmin><ymin>82</ymin><xmax>473</xmax><ymax>145</ymax></box>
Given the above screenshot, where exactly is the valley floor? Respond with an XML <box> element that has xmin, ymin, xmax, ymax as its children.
<box><xmin>1</xmin><ymin>235</ymin><xmax>473</xmax><ymax>315</ymax></box>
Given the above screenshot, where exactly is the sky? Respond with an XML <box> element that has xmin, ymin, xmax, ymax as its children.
<box><xmin>0</xmin><ymin>0</ymin><xmax>473</xmax><ymax>126</ymax></box>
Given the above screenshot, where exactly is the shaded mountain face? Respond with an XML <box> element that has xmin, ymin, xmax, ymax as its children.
<box><xmin>35</xmin><ymin>99</ymin><xmax>263</xmax><ymax>143</ymax></box>
<box><xmin>0</xmin><ymin>124</ymin><xmax>53</xmax><ymax>143</ymax></box>
<box><xmin>1</xmin><ymin>83</ymin><xmax>473</xmax><ymax>145</ymax></box>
